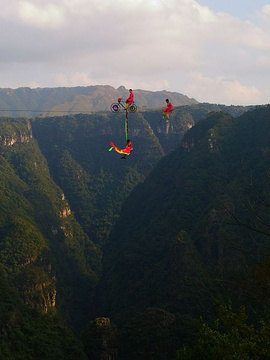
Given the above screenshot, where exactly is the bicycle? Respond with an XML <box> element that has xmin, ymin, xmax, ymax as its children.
<box><xmin>110</xmin><ymin>98</ymin><xmax>137</xmax><ymax>113</ymax></box>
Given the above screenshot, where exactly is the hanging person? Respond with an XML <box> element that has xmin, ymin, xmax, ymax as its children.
<box><xmin>109</xmin><ymin>139</ymin><xmax>133</xmax><ymax>159</ymax></box>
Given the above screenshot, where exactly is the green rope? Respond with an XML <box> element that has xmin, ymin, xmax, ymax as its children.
<box><xmin>125</xmin><ymin>111</ymin><xmax>128</xmax><ymax>141</ymax></box>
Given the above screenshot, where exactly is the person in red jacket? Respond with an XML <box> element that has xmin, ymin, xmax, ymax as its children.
<box><xmin>162</xmin><ymin>98</ymin><xmax>173</xmax><ymax>120</ymax></box>
<box><xmin>124</xmin><ymin>89</ymin><xmax>134</xmax><ymax>109</ymax></box>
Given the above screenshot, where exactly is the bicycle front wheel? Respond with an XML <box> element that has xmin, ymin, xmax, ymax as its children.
<box><xmin>128</xmin><ymin>104</ymin><xmax>137</xmax><ymax>113</ymax></box>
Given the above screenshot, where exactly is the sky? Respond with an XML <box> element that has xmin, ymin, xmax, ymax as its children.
<box><xmin>1</xmin><ymin>0</ymin><xmax>270</xmax><ymax>105</ymax></box>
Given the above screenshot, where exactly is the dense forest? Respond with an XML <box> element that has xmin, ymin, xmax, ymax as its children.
<box><xmin>0</xmin><ymin>101</ymin><xmax>270</xmax><ymax>359</ymax></box>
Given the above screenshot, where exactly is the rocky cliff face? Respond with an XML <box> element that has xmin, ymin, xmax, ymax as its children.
<box><xmin>0</xmin><ymin>119</ymin><xmax>32</xmax><ymax>146</ymax></box>
<box><xmin>0</xmin><ymin>117</ymin><xmax>101</xmax><ymax>327</ymax></box>
<box><xmin>82</xmin><ymin>317</ymin><xmax>118</xmax><ymax>360</ymax></box>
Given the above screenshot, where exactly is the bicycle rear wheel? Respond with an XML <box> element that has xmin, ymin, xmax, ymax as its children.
<box><xmin>110</xmin><ymin>103</ymin><xmax>120</xmax><ymax>113</ymax></box>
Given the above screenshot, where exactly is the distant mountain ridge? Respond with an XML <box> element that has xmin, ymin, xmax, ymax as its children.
<box><xmin>0</xmin><ymin>85</ymin><xmax>198</xmax><ymax>117</ymax></box>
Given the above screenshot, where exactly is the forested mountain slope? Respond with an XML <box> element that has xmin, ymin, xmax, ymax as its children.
<box><xmin>31</xmin><ymin>103</ymin><xmax>252</xmax><ymax>246</ymax></box>
<box><xmin>0</xmin><ymin>107</ymin><xmax>199</xmax><ymax>358</ymax></box>
<box><xmin>31</xmin><ymin>112</ymin><xmax>165</xmax><ymax>246</ymax></box>
<box><xmin>96</xmin><ymin>105</ymin><xmax>270</xmax><ymax>358</ymax></box>
<box><xmin>0</xmin><ymin>102</ymin><xmax>264</xmax><ymax>359</ymax></box>
<box><xmin>0</xmin><ymin>118</ymin><xmax>100</xmax><ymax>358</ymax></box>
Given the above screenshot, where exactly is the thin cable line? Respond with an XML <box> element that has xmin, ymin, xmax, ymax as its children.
<box><xmin>0</xmin><ymin>109</ymin><xmax>93</xmax><ymax>113</ymax></box>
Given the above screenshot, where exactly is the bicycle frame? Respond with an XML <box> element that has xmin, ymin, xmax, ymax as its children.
<box><xmin>110</xmin><ymin>98</ymin><xmax>137</xmax><ymax>113</ymax></box>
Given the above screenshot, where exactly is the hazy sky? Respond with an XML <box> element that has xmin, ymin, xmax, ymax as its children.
<box><xmin>1</xmin><ymin>0</ymin><xmax>270</xmax><ymax>105</ymax></box>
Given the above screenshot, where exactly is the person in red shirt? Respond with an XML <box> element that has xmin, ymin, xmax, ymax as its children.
<box><xmin>162</xmin><ymin>98</ymin><xmax>173</xmax><ymax>120</ymax></box>
<box><xmin>124</xmin><ymin>89</ymin><xmax>134</xmax><ymax>109</ymax></box>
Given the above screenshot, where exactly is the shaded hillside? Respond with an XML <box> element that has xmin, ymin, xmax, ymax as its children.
<box><xmin>0</xmin><ymin>85</ymin><xmax>198</xmax><ymax>117</ymax></box>
<box><xmin>31</xmin><ymin>103</ymin><xmax>254</xmax><ymax>246</ymax></box>
<box><xmin>0</xmin><ymin>117</ymin><xmax>101</xmax><ymax>359</ymax></box>
<box><xmin>143</xmin><ymin>102</ymin><xmax>254</xmax><ymax>152</ymax></box>
<box><xmin>0</xmin><ymin>270</ymin><xmax>87</xmax><ymax>360</ymax></box>
<box><xmin>31</xmin><ymin>112</ymin><xmax>165</xmax><ymax>246</ymax></box>
<box><xmin>96</xmin><ymin>105</ymin><xmax>270</xmax><ymax>334</ymax></box>
<box><xmin>0</xmin><ymin>104</ymin><xmax>264</xmax><ymax>359</ymax></box>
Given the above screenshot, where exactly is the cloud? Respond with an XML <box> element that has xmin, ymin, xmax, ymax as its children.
<box><xmin>184</xmin><ymin>73</ymin><xmax>261</xmax><ymax>105</ymax></box>
<box><xmin>49</xmin><ymin>72</ymin><xmax>96</xmax><ymax>87</ymax></box>
<box><xmin>0</xmin><ymin>0</ymin><xmax>269</xmax><ymax>105</ymax></box>
<box><xmin>49</xmin><ymin>71</ymin><xmax>171</xmax><ymax>92</ymax></box>
<box><xmin>257</xmin><ymin>4</ymin><xmax>270</xmax><ymax>23</ymax></box>
<box><xmin>17</xmin><ymin>1</ymin><xmax>66</xmax><ymax>29</ymax></box>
